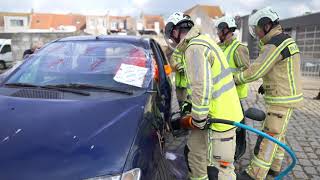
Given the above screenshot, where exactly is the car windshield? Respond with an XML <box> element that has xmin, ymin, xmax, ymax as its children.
<box><xmin>4</xmin><ymin>40</ymin><xmax>155</xmax><ymax>91</ymax></box>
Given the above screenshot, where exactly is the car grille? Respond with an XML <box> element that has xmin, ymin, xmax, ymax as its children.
<box><xmin>11</xmin><ymin>89</ymin><xmax>64</xmax><ymax>99</ymax></box>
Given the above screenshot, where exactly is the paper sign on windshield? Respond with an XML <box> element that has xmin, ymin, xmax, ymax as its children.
<box><xmin>113</xmin><ymin>63</ymin><xmax>148</xmax><ymax>88</ymax></box>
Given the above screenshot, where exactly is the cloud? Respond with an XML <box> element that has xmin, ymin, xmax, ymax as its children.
<box><xmin>288</xmin><ymin>3</ymin><xmax>311</xmax><ymax>17</ymax></box>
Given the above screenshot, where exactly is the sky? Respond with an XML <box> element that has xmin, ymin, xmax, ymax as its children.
<box><xmin>0</xmin><ymin>0</ymin><xmax>320</xmax><ymax>19</ymax></box>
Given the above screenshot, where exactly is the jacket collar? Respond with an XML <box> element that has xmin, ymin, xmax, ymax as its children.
<box><xmin>261</xmin><ymin>25</ymin><xmax>283</xmax><ymax>44</ymax></box>
<box><xmin>176</xmin><ymin>27</ymin><xmax>201</xmax><ymax>52</ymax></box>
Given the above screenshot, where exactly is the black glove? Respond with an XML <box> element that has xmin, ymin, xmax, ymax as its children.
<box><xmin>181</xmin><ymin>101</ymin><xmax>192</xmax><ymax>115</ymax></box>
<box><xmin>258</xmin><ymin>85</ymin><xmax>265</xmax><ymax>95</ymax></box>
<box><xmin>191</xmin><ymin>118</ymin><xmax>207</xmax><ymax>130</ymax></box>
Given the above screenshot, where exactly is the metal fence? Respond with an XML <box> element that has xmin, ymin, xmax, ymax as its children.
<box><xmin>301</xmin><ymin>58</ymin><xmax>320</xmax><ymax>79</ymax></box>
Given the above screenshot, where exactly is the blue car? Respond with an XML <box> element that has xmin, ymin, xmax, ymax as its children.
<box><xmin>0</xmin><ymin>36</ymin><xmax>174</xmax><ymax>180</ymax></box>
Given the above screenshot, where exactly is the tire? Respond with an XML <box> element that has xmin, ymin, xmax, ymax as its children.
<box><xmin>154</xmin><ymin>154</ymin><xmax>175</xmax><ymax>180</ymax></box>
<box><xmin>0</xmin><ymin>61</ymin><xmax>6</xmax><ymax>70</ymax></box>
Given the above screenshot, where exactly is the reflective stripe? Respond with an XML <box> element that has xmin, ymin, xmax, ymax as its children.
<box><xmin>192</xmin><ymin>105</ymin><xmax>210</xmax><ymax>112</ymax></box>
<box><xmin>204</xmin><ymin>47</ymin><xmax>210</xmax><ymax>57</ymax></box>
<box><xmin>192</xmin><ymin>105</ymin><xmax>210</xmax><ymax>115</ymax></box>
<box><xmin>287</xmin><ymin>56</ymin><xmax>296</xmax><ymax>95</ymax></box>
<box><xmin>189</xmin><ymin>39</ymin><xmax>226</xmax><ymax>70</ymax></box>
<box><xmin>230</xmin><ymin>67</ymin><xmax>241</xmax><ymax>73</ymax></box>
<box><xmin>264</xmin><ymin>93</ymin><xmax>303</xmax><ymax>103</ymax></box>
<box><xmin>190</xmin><ymin>175</ymin><xmax>208</xmax><ymax>180</ymax></box>
<box><xmin>226</xmin><ymin>40</ymin><xmax>240</xmax><ymax>64</ymax></box>
<box><xmin>212</xmin><ymin>80</ymin><xmax>235</xmax><ymax>98</ymax></box>
<box><xmin>246</xmin><ymin>38</ymin><xmax>295</xmax><ymax>82</ymax></box>
<box><xmin>252</xmin><ymin>155</ymin><xmax>271</xmax><ymax>168</ymax></box>
<box><xmin>212</xmin><ymin>68</ymin><xmax>232</xmax><ymax>84</ymax></box>
<box><xmin>202</xmin><ymin>59</ymin><xmax>212</xmax><ymax>105</ymax></box>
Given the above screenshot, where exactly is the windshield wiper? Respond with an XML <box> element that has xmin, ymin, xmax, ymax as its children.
<box><xmin>50</xmin><ymin>83</ymin><xmax>133</xmax><ymax>95</ymax></box>
<box><xmin>4</xmin><ymin>83</ymin><xmax>90</xmax><ymax>96</ymax></box>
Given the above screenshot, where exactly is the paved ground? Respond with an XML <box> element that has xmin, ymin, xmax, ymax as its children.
<box><xmin>166</xmin><ymin>78</ymin><xmax>320</xmax><ymax>180</ymax></box>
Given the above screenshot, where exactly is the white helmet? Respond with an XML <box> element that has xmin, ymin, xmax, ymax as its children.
<box><xmin>248</xmin><ymin>6</ymin><xmax>279</xmax><ymax>38</ymax></box>
<box><xmin>165</xmin><ymin>12</ymin><xmax>194</xmax><ymax>39</ymax></box>
<box><xmin>215</xmin><ymin>16</ymin><xmax>237</xmax><ymax>31</ymax></box>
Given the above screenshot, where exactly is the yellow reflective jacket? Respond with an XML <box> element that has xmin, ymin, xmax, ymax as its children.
<box><xmin>219</xmin><ymin>37</ymin><xmax>250</xmax><ymax>99</ymax></box>
<box><xmin>177</xmin><ymin>28</ymin><xmax>243</xmax><ymax>132</ymax></box>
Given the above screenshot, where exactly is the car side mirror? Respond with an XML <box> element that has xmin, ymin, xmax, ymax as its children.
<box><xmin>244</xmin><ymin>107</ymin><xmax>266</xmax><ymax>121</ymax></box>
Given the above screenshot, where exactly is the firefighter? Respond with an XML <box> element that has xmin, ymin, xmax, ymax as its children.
<box><xmin>235</xmin><ymin>7</ymin><xmax>303</xmax><ymax>179</ymax></box>
<box><xmin>215</xmin><ymin>16</ymin><xmax>250</xmax><ymax>160</ymax></box>
<box><xmin>165</xmin><ymin>12</ymin><xmax>243</xmax><ymax>180</ymax></box>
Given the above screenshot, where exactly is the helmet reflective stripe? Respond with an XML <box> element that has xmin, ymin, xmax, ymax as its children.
<box><xmin>248</xmin><ymin>6</ymin><xmax>279</xmax><ymax>37</ymax></box>
<box><xmin>215</xmin><ymin>16</ymin><xmax>237</xmax><ymax>29</ymax></box>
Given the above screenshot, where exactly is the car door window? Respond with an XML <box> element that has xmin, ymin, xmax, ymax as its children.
<box><xmin>1</xmin><ymin>45</ymin><xmax>11</xmax><ymax>54</ymax></box>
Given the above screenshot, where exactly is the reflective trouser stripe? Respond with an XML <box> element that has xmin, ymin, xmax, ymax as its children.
<box><xmin>190</xmin><ymin>175</ymin><xmax>208</xmax><ymax>180</ymax></box>
<box><xmin>264</xmin><ymin>93</ymin><xmax>303</xmax><ymax>104</ymax></box>
<box><xmin>239</xmin><ymin>38</ymin><xmax>295</xmax><ymax>83</ymax></box>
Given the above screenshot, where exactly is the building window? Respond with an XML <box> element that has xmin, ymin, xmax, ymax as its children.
<box><xmin>10</xmin><ymin>19</ymin><xmax>24</xmax><ymax>27</ymax></box>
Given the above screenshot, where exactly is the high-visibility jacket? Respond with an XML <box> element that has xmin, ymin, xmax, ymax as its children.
<box><xmin>234</xmin><ymin>25</ymin><xmax>303</xmax><ymax>108</ymax></box>
<box><xmin>177</xmin><ymin>28</ymin><xmax>243</xmax><ymax>132</ymax></box>
<box><xmin>171</xmin><ymin>49</ymin><xmax>187</xmax><ymax>88</ymax></box>
<box><xmin>222</xmin><ymin>39</ymin><xmax>249</xmax><ymax>99</ymax></box>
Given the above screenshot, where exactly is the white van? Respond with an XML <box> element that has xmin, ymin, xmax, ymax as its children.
<box><xmin>0</xmin><ymin>39</ymin><xmax>13</xmax><ymax>69</ymax></box>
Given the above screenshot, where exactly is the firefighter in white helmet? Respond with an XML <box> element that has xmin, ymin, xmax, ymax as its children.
<box><xmin>235</xmin><ymin>7</ymin><xmax>303</xmax><ymax>180</ymax></box>
<box><xmin>165</xmin><ymin>12</ymin><xmax>243</xmax><ymax>180</ymax></box>
<box><xmin>215</xmin><ymin>15</ymin><xmax>250</xmax><ymax>161</ymax></box>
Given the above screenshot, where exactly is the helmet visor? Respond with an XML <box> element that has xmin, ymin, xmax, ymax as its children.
<box><xmin>164</xmin><ymin>36</ymin><xmax>178</xmax><ymax>51</ymax></box>
<box><xmin>249</xmin><ymin>25</ymin><xmax>257</xmax><ymax>38</ymax></box>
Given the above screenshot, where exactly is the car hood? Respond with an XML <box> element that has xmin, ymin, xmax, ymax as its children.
<box><xmin>0</xmin><ymin>94</ymin><xmax>147</xmax><ymax>180</ymax></box>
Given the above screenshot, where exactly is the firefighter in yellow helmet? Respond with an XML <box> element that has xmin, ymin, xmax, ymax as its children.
<box><xmin>235</xmin><ymin>7</ymin><xmax>303</xmax><ymax>180</ymax></box>
<box><xmin>165</xmin><ymin>12</ymin><xmax>243</xmax><ymax>180</ymax></box>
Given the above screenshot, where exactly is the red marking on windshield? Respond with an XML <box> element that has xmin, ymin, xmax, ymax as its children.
<box><xmin>90</xmin><ymin>58</ymin><xmax>106</xmax><ymax>71</ymax></box>
<box><xmin>48</xmin><ymin>59</ymin><xmax>64</xmax><ymax>68</ymax></box>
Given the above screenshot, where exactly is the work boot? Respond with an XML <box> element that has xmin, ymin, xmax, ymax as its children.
<box><xmin>266</xmin><ymin>169</ymin><xmax>280</xmax><ymax>180</ymax></box>
<box><xmin>236</xmin><ymin>171</ymin><xmax>255</xmax><ymax>180</ymax></box>
<box><xmin>314</xmin><ymin>90</ymin><xmax>320</xmax><ymax>100</ymax></box>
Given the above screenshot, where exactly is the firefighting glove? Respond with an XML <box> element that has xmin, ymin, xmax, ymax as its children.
<box><xmin>258</xmin><ymin>84</ymin><xmax>265</xmax><ymax>95</ymax></box>
<box><xmin>192</xmin><ymin>118</ymin><xmax>207</xmax><ymax>130</ymax></box>
<box><xmin>181</xmin><ymin>101</ymin><xmax>192</xmax><ymax>115</ymax></box>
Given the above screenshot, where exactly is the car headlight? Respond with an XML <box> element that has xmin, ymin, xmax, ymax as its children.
<box><xmin>84</xmin><ymin>168</ymin><xmax>141</xmax><ymax>180</ymax></box>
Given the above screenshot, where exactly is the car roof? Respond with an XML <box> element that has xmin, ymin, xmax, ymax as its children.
<box><xmin>57</xmin><ymin>35</ymin><xmax>151</xmax><ymax>48</ymax></box>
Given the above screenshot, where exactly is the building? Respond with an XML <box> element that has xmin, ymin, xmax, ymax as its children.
<box><xmin>142</xmin><ymin>15</ymin><xmax>165</xmax><ymax>34</ymax></box>
<box><xmin>108</xmin><ymin>16</ymin><xmax>135</xmax><ymax>33</ymax></box>
<box><xmin>281</xmin><ymin>12</ymin><xmax>320</xmax><ymax>61</ymax></box>
<box><xmin>30</xmin><ymin>13</ymin><xmax>86</xmax><ymax>32</ymax></box>
<box><xmin>85</xmin><ymin>15</ymin><xmax>108</xmax><ymax>35</ymax></box>
<box><xmin>0</xmin><ymin>12</ymin><xmax>31</xmax><ymax>32</ymax></box>
<box><xmin>184</xmin><ymin>4</ymin><xmax>224</xmax><ymax>39</ymax></box>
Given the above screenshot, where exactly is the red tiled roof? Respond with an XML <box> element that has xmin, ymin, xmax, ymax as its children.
<box><xmin>143</xmin><ymin>15</ymin><xmax>165</xmax><ymax>29</ymax></box>
<box><xmin>184</xmin><ymin>4</ymin><xmax>223</xmax><ymax>18</ymax></box>
<box><xmin>30</xmin><ymin>13</ymin><xmax>86</xmax><ymax>30</ymax></box>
